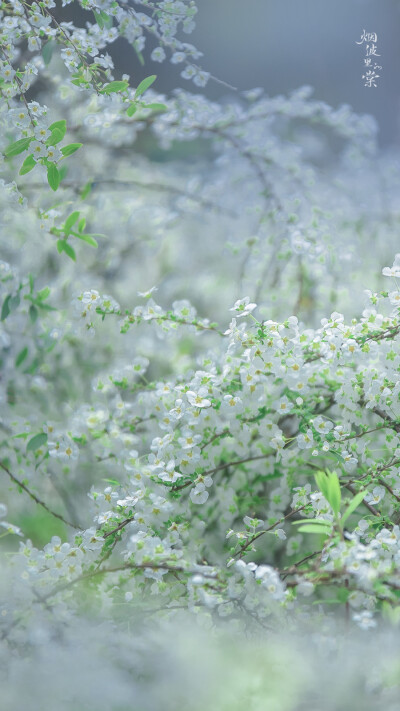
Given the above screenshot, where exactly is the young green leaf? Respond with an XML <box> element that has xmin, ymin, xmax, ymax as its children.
<box><xmin>29</xmin><ymin>305</ymin><xmax>38</xmax><ymax>324</ymax></box>
<box><xmin>126</xmin><ymin>103</ymin><xmax>137</xmax><ymax>117</ymax></box>
<box><xmin>26</xmin><ymin>432</ymin><xmax>48</xmax><ymax>453</ymax></box>
<box><xmin>133</xmin><ymin>44</ymin><xmax>145</xmax><ymax>66</ymax></box>
<box><xmin>64</xmin><ymin>211</ymin><xmax>80</xmax><ymax>234</ymax></box>
<box><xmin>1</xmin><ymin>294</ymin><xmax>11</xmax><ymax>321</ymax></box>
<box><xmin>341</xmin><ymin>490</ymin><xmax>367</xmax><ymax>526</ymax></box>
<box><xmin>93</xmin><ymin>10</ymin><xmax>104</xmax><ymax>28</ymax></box>
<box><xmin>72</xmin><ymin>232</ymin><xmax>98</xmax><ymax>248</ymax></box>
<box><xmin>56</xmin><ymin>240</ymin><xmax>76</xmax><ymax>261</ymax></box>
<box><xmin>47</xmin><ymin>163</ymin><xmax>60</xmax><ymax>191</ymax></box>
<box><xmin>5</xmin><ymin>136</ymin><xmax>34</xmax><ymax>158</ymax></box>
<box><xmin>143</xmin><ymin>102</ymin><xmax>167</xmax><ymax>112</ymax></box>
<box><xmin>37</xmin><ymin>286</ymin><xmax>51</xmax><ymax>302</ymax></box>
<box><xmin>58</xmin><ymin>164</ymin><xmax>68</xmax><ymax>181</ymax></box>
<box><xmin>48</xmin><ymin>119</ymin><xmax>67</xmax><ymax>136</ymax></box>
<box><xmin>134</xmin><ymin>75</ymin><xmax>157</xmax><ymax>98</ymax></box>
<box><xmin>46</xmin><ymin>128</ymin><xmax>65</xmax><ymax>147</ymax></box>
<box><xmin>9</xmin><ymin>294</ymin><xmax>20</xmax><ymax>311</ymax></box>
<box><xmin>19</xmin><ymin>154</ymin><xmax>36</xmax><ymax>175</ymax></box>
<box><xmin>101</xmin><ymin>80</ymin><xmax>129</xmax><ymax>95</ymax></box>
<box><xmin>42</xmin><ymin>40</ymin><xmax>55</xmax><ymax>66</ymax></box>
<box><xmin>295</xmin><ymin>523</ymin><xmax>332</xmax><ymax>535</ymax></box>
<box><xmin>324</xmin><ymin>450</ymin><xmax>345</xmax><ymax>464</ymax></box>
<box><xmin>80</xmin><ymin>181</ymin><xmax>92</xmax><ymax>199</ymax></box>
<box><xmin>327</xmin><ymin>471</ymin><xmax>341</xmax><ymax>517</ymax></box>
<box><xmin>61</xmin><ymin>143</ymin><xmax>82</xmax><ymax>157</ymax></box>
<box><xmin>314</xmin><ymin>470</ymin><xmax>330</xmax><ymax>501</ymax></box>
<box><xmin>315</xmin><ymin>469</ymin><xmax>341</xmax><ymax>516</ymax></box>
<box><xmin>46</xmin><ymin>119</ymin><xmax>67</xmax><ymax>147</ymax></box>
<box><xmin>15</xmin><ymin>346</ymin><xmax>28</xmax><ymax>367</ymax></box>
<box><xmin>292</xmin><ymin>518</ymin><xmax>332</xmax><ymax>529</ymax></box>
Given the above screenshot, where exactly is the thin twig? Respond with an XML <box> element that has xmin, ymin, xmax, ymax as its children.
<box><xmin>0</xmin><ymin>461</ymin><xmax>79</xmax><ymax>530</ymax></box>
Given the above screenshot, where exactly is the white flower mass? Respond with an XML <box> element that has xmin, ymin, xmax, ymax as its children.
<box><xmin>1</xmin><ymin>0</ymin><xmax>400</xmax><ymax>707</ymax></box>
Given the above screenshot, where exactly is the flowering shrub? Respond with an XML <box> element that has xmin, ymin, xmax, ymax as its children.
<box><xmin>2</xmin><ymin>0</ymin><xmax>400</xmax><ymax>706</ymax></box>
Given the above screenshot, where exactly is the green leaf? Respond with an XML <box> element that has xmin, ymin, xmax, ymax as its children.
<box><xmin>19</xmin><ymin>154</ymin><xmax>36</xmax><ymax>175</ymax></box>
<box><xmin>72</xmin><ymin>232</ymin><xmax>98</xmax><ymax>248</ymax></box>
<box><xmin>64</xmin><ymin>211</ymin><xmax>80</xmax><ymax>234</ymax></box>
<box><xmin>337</xmin><ymin>587</ymin><xmax>350</xmax><ymax>603</ymax></box>
<box><xmin>101</xmin><ymin>80</ymin><xmax>129</xmax><ymax>95</ymax></box>
<box><xmin>80</xmin><ymin>181</ymin><xmax>92</xmax><ymax>199</ymax></box>
<box><xmin>58</xmin><ymin>164</ymin><xmax>68</xmax><ymax>182</ymax></box>
<box><xmin>26</xmin><ymin>433</ymin><xmax>48</xmax><ymax>453</ymax></box>
<box><xmin>324</xmin><ymin>450</ymin><xmax>345</xmax><ymax>464</ymax></box>
<box><xmin>315</xmin><ymin>469</ymin><xmax>341</xmax><ymax>516</ymax></box>
<box><xmin>78</xmin><ymin>217</ymin><xmax>86</xmax><ymax>232</ymax></box>
<box><xmin>314</xmin><ymin>469</ymin><xmax>330</xmax><ymax>501</ymax></box>
<box><xmin>15</xmin><ymin>346</ymin><xmax>28</xmax><ymax>367</ymax></box>
<box><xmin>47</xmin><ymin>163</ymin><xmax>60</xmax><ymax>191</ymax></box>
<box><xmin>37</xmin><ymin>302</ymin><xmax>57</xmax><ymax>312</ymax></box>
<box><xmin>100</xmin><ymin>10</ymin><xmax>113</xmax><ymax>28</ymax></box>
<box><xmin>61</xmin><ymin>143</ymin><xmax>82</xmax><ymax>157</ymax></box>
<box><xmin>327</xmin><ymin>472</ymin><xmax>341</xmax><ymax>517</ymax></box>
<box><xmin>29</xmin><ymin>305</ymin><xmax>38</xmax><ymax>324</ymax></box>
<box><xmin>37</xmin><ymin>286</ymin><xmax>51</xmax><ymax>302</ymax></box>
<box><xmin>134</xmin><ymin>75</ymin><xmax>156</xmax><ymax>98</ymax></box>
<box><xmin>292</xmin><ymin>518</ymin><xmax>332</xmax><ymax>529</ymax></box>
<box><xmin>46</xmin><ymin>128</ymin><xmax>65</xmax><ymax>147</ymax></box>
<box><xmin>93</xmin><ymin>10</ymin><xmax>105</xmax><ymax>29</ymax></box>
<box><xmin>126</xmin><ymin>103</ymin><xmax>137</xmax><ymax>118</ymax></box>
<box><xmin>9</xmin><ymin>294</ymin><xmax>20</xmax><ymax>311</ymax></box>
<box><xmin>1</xmin><ymin>294</ymin><xmax>11</xmax><ymax>321</ymax></box>
<box><xmin>46</xmin><ymin>120</ymin><xmax>67</xmax><ymax>147</ymax></box>
<box><xmin>42</xmin><ymin>40</ymin><xmax>55</xmax><ymax>66</ymax></box>
<box><xmin>2</xmin><ymin>293</ymin><xmax>21</xmax><ymax>321</ymax></box>
<box><xmin>143</xmin><ymin>102</ymin><xmax>167</xmax><ymax>112</ymax></box>
<box><xmin>56</xmin><ymin>240</ymin><xmax>76</xmax><ymax>261</ymax></box>
<box><xmin>4</xmin><ymin>136</ymin><xmax>34</xmax><ymax>158</ymax></box>
<box><xmin>93</xmin><ymin>10</ymin><xmax>113</xmax><ymax>29</ymax></box>
<box><xmin>133</xmin><ymin>44</ymin><xmax>145</xmax><ymax>66</ymax></box>
<box><xmin>48</xmin><ymin>119</ymin><xmax>67</xmax><ymax>136</ymax></box>
<box><xmin>295</xmin><ymin>524</ymin><xmax>332</xmax><ymax>535</ymax></box>
<box><xmin>341</xmin><ymin>490</ymin><xmax>367</xmax><ymax>526</ymax></box>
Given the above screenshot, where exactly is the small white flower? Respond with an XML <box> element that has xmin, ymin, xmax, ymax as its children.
<box><xmin>158</xmin><ymin>461</ymin><xmax>182</xmax><ymax>484</ymax></box>
<box><xmin>190</xmin><ymin>486</ymin><xmax>209</xmax><ymax>505</ymax></box>
<box><xmin>297</xmin><ymin>429</ymin><xmax>314</xmax><ymax>449</ymax></box>
<box><xmin>46</xmin><ymin>145</ymin><xmax>62</xmax><ymax>162</ymax></box>
<box><xmin>30</xmin><ymin>141</ymin><xmax>47</xmax><ymax>159</ymax></box>
<box><xmin>274</xmin><ymin>528</ymin><xmax>286</xmax><ymax>540</ymax></box>
<box><xmin>364</xmin><ymin>486</ymin><xmax>385</xmax><ymax>505</ymax></box>
<box><xmin>312</xmin><ymin>416</ymin><xmax>333</xmax><ymax>434</ymax></box>
<box><xmin>171</xmin><ymin>52</ymin><xmax>186</xmax><ymax>64</ymax></box>
<box><xmin>230</xmin><ymin>297</ymin><xmax>257</xmax><ymax>318</ymax></box>
<box><xmin>353</xmin><ymin>610</ymin><xmax>376</xmax><ymax>630</ymax></box>
<box><xmin>137</xmin><ymin>286</ymin><xmax>158</xmax><ymax>299</ymax></box>
<box><xmin>382</xmin><ymin>266</ymin><xmax>400</xmax><ymax>278</ymax></box>
<box><xmin>151</xmin><ymin>47</ymin><xmax>166</xmax><ymax>62</ymax></box>
<box><xmin>389</xmin><ymin>291</ymin><xmax>400</xmax><ymax>306</ymax></box>
<box><xmin>186</xmin><ymin>387</ymin><xmax>212</xmax><ymax>409</ymax></box>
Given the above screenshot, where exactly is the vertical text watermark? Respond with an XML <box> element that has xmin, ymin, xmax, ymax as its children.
<box><xmin>356</xmin><ymin>30</ymin><xmax>382</xmax><ymax>87</ymax></box>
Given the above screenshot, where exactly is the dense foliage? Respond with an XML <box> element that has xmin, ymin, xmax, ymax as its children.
<box><xmin>2</xmin><ymin>1</ymin><xmax>400</xmax><ymax>707</ymax></box>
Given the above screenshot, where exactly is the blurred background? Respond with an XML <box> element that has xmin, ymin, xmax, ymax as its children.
<box><xmin>62</xmin><ymin>0</ymin><xmax>400</xmax><ymax>146</ymax></box>
<box><xmin>111</xmin><ymin>0</ymin><xmax>400</xmax><ymax>148</ymax></box>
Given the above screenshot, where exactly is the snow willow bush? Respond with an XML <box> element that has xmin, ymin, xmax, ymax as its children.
<box><xmin>2</xmin><ymin>0</ymin><xmax>400</xmax><ymax>707</ymax></box>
